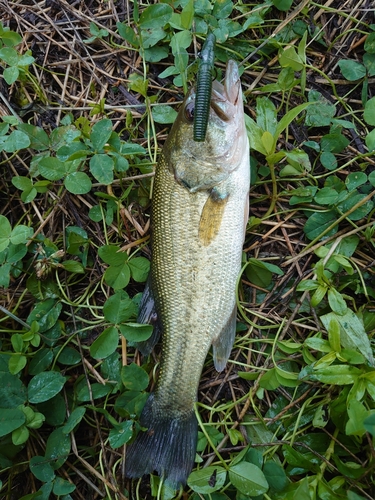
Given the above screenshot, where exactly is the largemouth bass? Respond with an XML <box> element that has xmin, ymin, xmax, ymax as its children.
<box><xmin>126</xmin><ymin>60</ymin><xmax>250</xmax><ymax>489</ymax></box>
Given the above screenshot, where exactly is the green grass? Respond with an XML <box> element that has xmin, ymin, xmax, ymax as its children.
<box><xmin>1</xmin><ymin>1</ymin><xmax>375</xmax><ymax>499</ymax></box>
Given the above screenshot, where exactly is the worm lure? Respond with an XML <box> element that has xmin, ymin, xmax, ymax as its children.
<box><xmin>193</xmin><ymin>33</ymin><xmax>216</xmax><ymax>142</ymax></box>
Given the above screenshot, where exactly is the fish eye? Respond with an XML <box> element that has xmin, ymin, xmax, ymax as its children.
<box><xmin>184</xmin><ymin>102</ymin><xmax>195</xmax><ymax>122</ymax></box>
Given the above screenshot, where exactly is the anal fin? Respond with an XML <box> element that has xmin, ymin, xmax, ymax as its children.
<box><xmin>135</xmin><ymin>277</ymin><xmax>161</xmax><ymax>356</ymax></box>
<box><xmin>212</xmin><ymin>306</ymin><xmax>237</xmax><ymax>372</ymax></box>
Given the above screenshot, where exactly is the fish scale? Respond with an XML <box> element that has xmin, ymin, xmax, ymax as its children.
<box><xmin>126</xmin><ymin>59</ymin><xmax>250</xmax><ymax>488</ymax></box>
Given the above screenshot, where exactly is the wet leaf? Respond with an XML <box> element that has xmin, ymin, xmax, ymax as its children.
<box><xmin>90</xmin><ymin>326</ymin><xmax>119</xmax><ymax>360</ymax></box>
<box><xmin>28</xmin><ymin>371</ymin><xmax>66</xmax><ymax>404</ymax></box>
<box><xmin>229</xmin><ymin>462</ymin><xmax>269</xmax><ymax>496</ymax></box>
<box><xmin>188</xmin><ymin>466</ymin><xmax>227</xmax><ymax>493</ymax></box>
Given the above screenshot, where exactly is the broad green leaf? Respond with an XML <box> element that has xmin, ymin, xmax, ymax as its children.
<box><xmin>38</xmin><ymin>157</ymin><xmax>67</xmax><ymax>181</ymax></box>
<box><xmin>289</xmin><ymin>185</ymin><xmax>318</xmax><ymax>205</ymax></box>
<box><xmin>0</xmin><ymin>215</ymin><xmax>11</xmax><ymax>251</ymax></box>
<box><xmin>3</xmin><ymin>66</ymin><xmax>19</xmax><ymax>84</ymax></box>
<box><xmin>338</xmin><ymin>192</ymin><xmax>373</xmax><ymax>221</ymax></box>
<box><xmin>27</xmin><ymin>412</ymin><xmax>45</xmax><ymax>429</ymax></box>
<box><xmin>114</xmin><ymin>390</ymin><xmax>148</xmax><ymax>417</ymax></box>
<box><xmin>90</xmin><ymin>326</ymin><xmax>119</xmax><ymax>359</ymax></box>
<box><xmin>0</xmin><ymin>30</ymin><xmax>22</xmax><ymax>46</ymax></box>
<box><xmin>364</xmin><ymin>32</ymin><xmax>375</xmax><ymax>53</ymax></box>
<box><xmin>56</xmin><ymin>141</ymin><xmax>88</xmax><ymax>161</ymax></box>
<box><xmin>245</xmin><ymin>115</ymin><xmax>268</xmax><ymax>155</ymax></box>
<box><xmin>229</xmin><ymin>462</ymin><xmax>269</xmax><ymax>496</ymax></box>
<box><xmin>321</xmin><ymin>310</ymin><xmax>374</xmax><ymax>366</ymax></box>
<box><xmin>245</xmin><ymin>258</ymin><xmax>283</xmax><ymax>288</ymax></box>
<box><xmin>314</xmin><ymin>187</ymin><xmax>339</xmax><ymax>205</ymax></box>
<box><xmin>144</xmin><ymin>46</ymin><xmax>169</xmax><ymax>63</ymax></box>
<box><xmin>62</xmin><ymin>406</ymin><xmax>86</xmax><ymax>434</ymax></box>
<box><xmin>283</xmin><ymin>445</ymin><xmax>317</xmax><ymax>472</ymax></box>
<box><xmin>321</xmin><ymin>131</ymin><xmax>349</xmax><ymax>153</ymax></box>
<box><xmin>364</xmin><ymin>97</ymin><xmax>375</xmax><ymax>126</ymax></box>
<box><xmin>139</xmin><ymin>3</ymin><xmax>173</xmax><ymax>29</ymax></box>
<box><xmin>364</xmin><ymin>413</ymin><xmax>375</xmax><ymax>437</ymax></box>
<box><xmin>8</xmin><ymin>353</ymin><xmax>27</xmax><ymax>375</ymax></box>
<box><xmin>64</xmin><ymin>171</ymin><xmax>92</xmax><ymax>194</ymax></box>
<box><xmin>62</xmin><ymin>260</ymin><xmax>85</xmax><ymax>274</ymax></box>
<box><xmin>56</xmin><ymin>346</ymin><xmax>82</xmax><ymax>365</ymax></box>
<box><xmin>128</xmin><ymin>257</ymin><xmax>150</xmax><ymax>282</ymax></box>
<box><xmin>53</xmin><ymin>477</ymin><xmax>76</xmax><ymax>495</ymax></box>
<box><xmin>121</xmin><ymin>363</ymin><xmax>149</xmax><ymax>391</ymax></box>
<box><xmin>98</xmin><ymin>244</ymin><xmax>127</xmax><ymax>266</ymax></box>
<box><xmin>364</xmin><ymin>52</ymin><xmax>375</xmax><ymax>76</ymax></box>
<box><xmin>345</xmin><ymin>172</ymin><xmax>367</xmax><ymax>191</ymax></box>
<box><xmin>27</xmin><ymin>299</ymin><xmax>62</xmax><ymax>333</ymax></box>
<box><xmin>259</xmin><ymin>368</ymin><xmax>280</xmax><ymax>390</ymax></box>
<box><xmin>305</xmin><ymin>90</ymin><xmax>336</xmax><ymax>127</ymax></box>
<box><xmin>104</xmin><ymin>263</ymin><xmax>131</xmax><ymax>289</ymax></box>
<box><xmin>257</xmin><ymin>97</ymin><xmax>277</xmax><ymax>136</ymax></box>
<box><xmin>77</xmin><ymin>382</ymin><xmax>112</xmax><ymax>402</ymax></box>
<box><xmin>263</xmin><ymin>461</ymin><xmax>289</xmax><ymax>491</ymax></box>
<box><xmin>128</xmin><ymin>73</ymin><xmax>148</xmax><ymax>97</ymax></box>
<box><xmin>28</xmin><ymin>371</ymin><xmax>66</xmax><ymax>403</ymax></box>
<box><xmin>12</xmin><ymin>176</ymin><xmax>33</xmax><ymax>190</ymax></box>
<box><xmin>369</xmin><ymin>170</ymin><xmax>375</xmax><ymax>187</ymax></box>
<box><xmin>49</xmin><ymin>124</ymin><xmax>81</xmax><ymax>149</ymax></box>
<box><xmin>108</xmin><ymin>420</ymin><xmax>133</xmax><ymax>448</ymax></box>
<box><xmin>120</xmin><ymin>142</ymin><xmax>146</xmax><ymax>155</ymax></box>
<box><xmin>320</xmin><ymin>151</ymin><xmax>337</xmax><ymax>170</ymax></box>
<box><xmin>29</xmin><ymin>456</ymin><xmax>55</xmax><ymax>482</ymax></box>
<box><xmin>151</xmin><ymin>105</ymin><xmax>178</xmax><ymax>124</ymax></box>
<box><xmin>45</xmin><ymin>427</ymin><xmax>70</xmax><ymax>469</ymax></box>
<box><xmin>272</xmin><ymin>0</ymin><xmax>293</xmax><ymax>11</ymax></box>
<box><xmin>338</xmin><ymin>60</ymin><xmax>366</xmax><ymax>81</ymax></box>
<box><xmin>346</xmin><ymin>400</ymin><xmax>371</xmax><ymax>437</ymax></box>
<box><xmin>365</xmin><ymin>128</ymin><xmax>375</xmax><ymax>151</ymax></box>
<box><xmin>150</xmin><ymin>475</ymin><xmax>177</xmax><ymax>500</ymax></box>
<box><xmin>0</xmin><ymin>373</ymin><xmax>27</xmax><ymax>408</ymax></box>
<box><xmin>10</xmin><ymin>225</ymin><xmax>33</xmax><ymax>245</ymax></box>
<box><xmin>29</xmin><ymin>349</ymin><xmax>53</xmax><ymax>376</ymax></box>
<box><xmin>327</xmin><ymin>315</ymin><xmax>341</xmax><ymax>353</ymax></box>
<box><xmin>116</xmin><ymin>22</ymin><xmax>140</xmax><ymax>47</ymax></box>
<box><xmin>90</xmin><ymin>118</ymin><xmax>113</xmax><ymax>150</ymax></box>
<box><xmin>142</xmin><ymin>27</ymin><xmax>166</xmax><ymax>49</ymax></box>
<box><xmin>312</xmin><ymin>364</ymin><xmax>361</xmax><ymax>384</ymax></box>
<box><xmin>3</xmin><ymin>130</ymin><xmax>30</xmax><ymax>152</ymax></box>
<box><xmin>36</xmin><ymin>393</ymin><xmax>65</xmax><ymax>426</ymax></box>
<box><xmin>279</xmin><ymin>46</ymin><xmax>304</xmax><ymax>71</ymax></box>
<box><xmin>89</xmin><ymin>154</ymin><xmax>114</xmax><ymax>184</ymax></box>
<box><xmin>12</xmin><ymin>424</ymin><xmax>29</xmax><ymax>445</ymax></box>
<box><xmin>119</xmin><ymin>323</ymin><xmax>153</xmax><ymax>342</ymax></box>
<box><xmin>17</xmin><ymin>123</ymin><xmax>50</xmax><ymax>150</ymax></box>
<box><xmin>261</xmin><ymin>131</ymin><xmax>275</xmax><ymax>155</ymax></box>
<box><xmin>304</xmin><ymin>211</ymin><xmax>338</xmax><ymax>240</ymax></box>
<box><xmin>0</xmin><ymin>408</ymin><xmax>25</xmax><ymax>437</ymax></box>
<box><xmin>103</xmin><ymin>291</ymin><xmax>136</xmax><ymax>323</ymax></box>
<box><xmin>188</xmin><ymin>466</ymin><xmax>227</xmax><ymax>493</ymax></box>
<box><xmin>327</xmin><ymin>288</ymin><xmax>347</xmax><ymax>315</ymax></box>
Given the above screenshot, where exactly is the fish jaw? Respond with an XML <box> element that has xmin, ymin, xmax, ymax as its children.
<box><xmin>164</xmin><ymin>60</ymin><xmax>248</xmax><ymax>193</ymax></box>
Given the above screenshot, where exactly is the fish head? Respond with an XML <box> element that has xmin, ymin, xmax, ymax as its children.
<box><xmin>164</xmin><ymin>60</ymin><xmax>248</xmax><ymax>193</ymax></box>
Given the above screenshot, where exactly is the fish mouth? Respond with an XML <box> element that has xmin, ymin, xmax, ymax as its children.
<box><xmin>210</xmin><ymin>60</ymin><xmax>241</xmax><ymax>122</ymax></box>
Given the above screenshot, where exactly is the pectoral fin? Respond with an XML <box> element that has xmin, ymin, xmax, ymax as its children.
<box><xmin>199</xmin><ymin>189</ymin><xmax>229</xmax><ymax>246</ymax></box>
<box><xmin>135</xmin><ymin>277</ymin><xmax>161</xmax><ymax>356</ymax></box>
<box><xmin>212</xmin><ymin>305</ymin><xmax>237</xmax><ymax>372</ymax></box>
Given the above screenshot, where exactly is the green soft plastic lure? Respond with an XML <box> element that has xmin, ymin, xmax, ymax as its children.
<box><xmin>193</xmin><ymin>32</ymin><xmax>216</xmax><ymax>142</ymax></box>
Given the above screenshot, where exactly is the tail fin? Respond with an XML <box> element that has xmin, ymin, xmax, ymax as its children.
<box><xmin>126</xmin><ymin>393</ymin><xmax>197</xmax><ymax>489</ymax></box>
